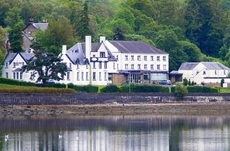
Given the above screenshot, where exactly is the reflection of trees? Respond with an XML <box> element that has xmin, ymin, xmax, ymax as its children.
<box><xmin>0</xmin><ymin>116</ymin><xmax>229</xmax><ymax>133</ymax></box>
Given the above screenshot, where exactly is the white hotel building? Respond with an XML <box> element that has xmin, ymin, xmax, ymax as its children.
<box><xmin>2</xmin><ymin>36</ymin><xmax>169</xmax><ymax>86</ymax></box>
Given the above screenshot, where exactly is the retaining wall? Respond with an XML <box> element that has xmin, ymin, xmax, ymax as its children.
<box><xmin>0</xmin><ymin>93</ymin><xmax>230</xmax><ymax>105</ymax></box>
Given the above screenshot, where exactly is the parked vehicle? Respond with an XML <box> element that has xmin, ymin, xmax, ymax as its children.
<box><xmin>159</xmin><ymin>80</ymin><xmax>171</xmax><ymax>85</ymax></box>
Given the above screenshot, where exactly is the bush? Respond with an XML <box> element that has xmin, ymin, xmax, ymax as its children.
<box><xmin>100</xmin><ymin>84</ymin><xmax>119</xmax><ymax>93</ymax></box>
<box><xmin>187</xmin><ymin>86</ymin><xmax>218</xmax><ymax>93</ymax></box>
<box><xmin>175</xmin><ymin>83</ymin><xmax>188</xmax><ymax>100</ymax></box>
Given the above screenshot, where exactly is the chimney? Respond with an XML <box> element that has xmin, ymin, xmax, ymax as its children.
<box><xmin>100</xmin><ymin>36</ymin><xmax>106</xmax><ymax>43</ymax></box>
<box><xmin>62</xmin><ymin>45</ymin><xmax>67</xmax><ymax>54</ymax></box>
<box><xmin>85</xmin><ymin>36</ymin><xmax>91</xmax><ymax>60</ymax></box>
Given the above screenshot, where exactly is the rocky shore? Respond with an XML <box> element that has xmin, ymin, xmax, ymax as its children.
<box><xmin>1</xmin><ymin>102</ymin><xmax>230</xmax><ymax>117</ymax></box>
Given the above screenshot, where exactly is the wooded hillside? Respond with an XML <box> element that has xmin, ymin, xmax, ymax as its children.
<box><xmin>1</xmin><ymin>0</ymin><xmax>230</xmax><ymax>71</ymax></box>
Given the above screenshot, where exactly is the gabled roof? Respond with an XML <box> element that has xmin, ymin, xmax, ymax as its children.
<box><xmin>179</xmin><ymin>62</ymin><xmax>230</xmax><ymax>70</ymax></box>
<box><xmin>4</xmin><ymin>52</ymin><xmax>34</xmax><ymax>64</ymax></box>
<box><xmin>109</xmin><ymin>41</ymin><xmax>167</xmax><ymax>54</ymax></box>
<box><xmin>23</xmin><ymin>22</ymin><xmax>48</xmax><ymax>31</ymax></box>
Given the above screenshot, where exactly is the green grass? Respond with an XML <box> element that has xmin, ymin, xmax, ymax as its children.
<box><xmin>0</xmin><ymin>84</ymin><xmax>76</xmax><ymax>93</ymax></box>
<box><xmin>219</xmin><ymin>88</ymin><xmax>230</xmax><ymax>93</ymax></box>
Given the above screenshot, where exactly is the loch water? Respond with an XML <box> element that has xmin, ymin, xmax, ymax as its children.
<box><xmin>0</xmin><ymin>115</ymin><xmax>229</xmax><ymax>151</ymax></box>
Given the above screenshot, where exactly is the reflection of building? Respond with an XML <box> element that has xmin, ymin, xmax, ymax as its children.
<box><xmin>60</xmin><ymin>36</ymin><xmax>169</xmax><ymax>85</ymax></box>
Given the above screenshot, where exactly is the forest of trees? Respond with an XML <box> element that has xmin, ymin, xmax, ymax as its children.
<box><xmin>1</xmin><ymin>0</ymin><xmax>230</xmax><ymax>71</ymax></box>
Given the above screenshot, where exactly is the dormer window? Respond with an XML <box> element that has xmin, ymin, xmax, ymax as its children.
<box><xmin>100</xmin><ymin>52</ymin><xmax>105</xmax><ymax>58</ymax></box>
<box><xmin>203</xmin><ymin>71</ymin><xmax>206</xmax><ymax>75</ymax></box>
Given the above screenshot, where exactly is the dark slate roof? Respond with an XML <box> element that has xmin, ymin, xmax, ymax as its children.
<box><xmin>109</xmin><ymin>41</ymin><xmax>167</xmax><ymax>54</ymax></box>
<box><xmin>32</xmin><ymin>23</ymin><xmax>48</xmax><ymax>31</ymax></box>
<box><xmin>179</xmin><ymin>62</ymin><xmax>230</xmax><ymax>70</ymax></box>
<box><xmin>4</xmin><ymin>53</ymin><xmax>17</xmax><ymax>64</ymax></box>
<box><xmin>66</xmin><ymin>43</ymin><xmax>87</xmax><ymax>65</ymax></box>
<box><xmin>4</xmin><ymin>53</ymin><xmax>34</xmax><ymax>64</ymax></box>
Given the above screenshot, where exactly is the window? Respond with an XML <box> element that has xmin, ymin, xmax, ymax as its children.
<box><xmin>100</xmin><ymin>52</ymin><xmax>105</xmax><ymax>58</ymax></box>
<box><xmin>113</xmin><ymin>63</ymin><xmax>116</xmax><ymax>69</ymax></box>
<box><xmin>5</xmin><ymin>62</ymin><xmax>8</xmax><ymax>68</ymax></box>
<box><xmin>117</xmin><ymin>64</ymin><xmax>119</xmax><ymax>70</ymax></box>
<box><xmin>104</xmin><ymin>62</ymin><xmax>107</xmax><ymax>69</ymax></box>
<box><xmin>69</xmin><ymin>63</ymin><xmax>72</xmax><ymax>69</ymax></box>
<box><xmin>224</xmin><ymin>70</ymin><xmax>226</xmax><ymax>75</ymax></box>
<box><xmin>163</xmin><ymin>56</ymin><xmax>166</xmax><ymax>61</ymax></box>
<box><xmin>67</xmin><ymin>72</ymin><xmax>70</xmax><ymax>80</ymax></box>
<box><xmin>13</xmin><ymin>72</ymin><xmax>15</xmax><ymax>79</ymax></box>
<box><xmin>20</xmin><ymin>72</ymin><xmax>23</xmax><ymax>79</ymax></box>
<box><xmin>157</xmin><ymin>64</ymin><xmax>160</xmax><ymax>70</ymax></box>
<box><xmin>203</xmin><ymin>71</ymin><xmax>206</xmax><ymax>75</ymax></box>
<box><xmin>16</xmin><ymin>72</ymin><xmax>19</xmax><ymax>79</ymax></box>
<box><xmin>215</xmin><ymin>70</ymin><xmax>217</xmax><ymax>75</ymax></box>
<box><xmin>93</xmin><ymin>62</ymin><xmax>96</xmax><ymax>69</ymax></box>
<box><xmin>163</xmin><ymin>65</ymin><xmax>166</xmax><ymax>70</ymax></box>
<box><xmin>86</xmin><ymin>64</ymin><xmax>88</xmax><ymax>69</ymax></box>
<box><xmin>137</xmin><ymin>56</ymin><xmax>141</xmax><ymax>61</ymax></box>
<box><xmin>131</xmin><ymin>64</ymin><xmax>134</xmax><ymax>69</ymax></box>
<box><xmin>157</xmin><ymin>56</ymin><xmax>160</xmax><ymax>61</ymax></box>
<box><xmin>13</xmin><ymin>62</ymin><xmax>16</xmax><ymax>68</ymax></box>
<box><xmin>151</xmin><ymin>56</ymin><xmax>154</xmax><ymax>61</ymax></box>
<box><xmin>99</xmin><ymin>72</ymin><xmax>101</xmax><ymax>81</ymax></box>
<box><xmin>150</xmin><ymin>64</ymin><xmax>154</xmax><ymax>70</ymax></box>
<box><xmin>104</xmin><ymin>72</ymin><xmax>107</xmax><ymax>80</ymax></box>
<box><xmin>99</xmin><ymin>62</ymin><xmax>102</xmax><ymax>69</ymax></box>
<box><xmin>144</xmin><ymin>64</ymin><xmax>147</xmax><ymax>70</ymax></box>
<box><xmin>131</xmin><ymin>55</ymin><xmax>134</xmax><ymax>61</ymax></box>
<box><xmin>93</xmin><ymin>72</ymin><xmax>96</xmax><ymax>81</ymax></box>
<box><xmin>138</xmin><ymin>64</ymin><xmax>141</xmax><ymax>69</ymax></box>
<box><xmin>125</xmin><ymin>55</ymin><xmax>128</xmax><ymax>61</ymax></box>
<box><xmin>77</xmin><ymin>64</ymin><xmax>79</xmax><ymax>69</ymax></box>
<box><xmin>144</xmin><ymin>56</ymin><xmax>147</xmax><ymax>61</ymax></box>
<box><xmin>86</xmin><ymin>72</ymin><xmax>88</xmax><ymax>80</ymax></box>
<box><xmin>82</xmin><ymin>72</ymin><xmax>84</xmax><ymax>80</ymax></box>
<box><xmin>77</xmin><ymin>72</ymin><xmax>79</xmax><ymax>80</ymax></box>
<box><xmin>125</xmin><ymin>64</ymin><xmax>128</xmax><ymax>69</ymax></box>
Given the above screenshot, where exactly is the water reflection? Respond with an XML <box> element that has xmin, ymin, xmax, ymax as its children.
<box><xmin>0</xmin><ymin>115</ymin><xmax>229</xmax><ymax>151</ymax></box>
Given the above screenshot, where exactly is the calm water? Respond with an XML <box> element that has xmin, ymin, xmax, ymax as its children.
<box><xmin>0</xmin><ymin>115</ymin><xmax>229</xmax><ymax>151</ymax></box>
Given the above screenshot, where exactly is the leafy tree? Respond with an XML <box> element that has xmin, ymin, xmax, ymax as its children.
<box><xmin>113</xmin><ymin>27</ymin><xmax>125</xmax><ymax>40</ymax></box>
<box><xmin>22</xmin><ymin>48</ymin><xmax>67</xmax><ymax>84</ymax></box>
<box><xmin>184</xmin><ymin>0</ymin><xmax>227</xmax><ymax>57</ymax></box>
<box><xmin>5</xmin><ymin>7</ymin><xmax>24</xmax><ymax>53</ymax></box>
<box><xmin>35</xmin><ymin>16</ymin><xmax>76</xmax><ymax>55</ymax></box>
<box><xmin>175</xmin><ymin>83</ymin><xmax>188</xmax><ymax>101</ymax></box>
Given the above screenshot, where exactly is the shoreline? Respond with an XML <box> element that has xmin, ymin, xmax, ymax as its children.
<box><xmin>2</xmin><ymin>102</ymin><xmax>230</xmax><ymax>117</ymax></box>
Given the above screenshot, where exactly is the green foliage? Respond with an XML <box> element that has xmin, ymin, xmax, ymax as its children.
<box><xmin>0</xmin><ymin>84</ymin><xmax>75</xmax><ymax>93</ymax></box>
<box><xmin>100</xmin><ymin>84</ymin><xmax>119</xmax><ymax>93</ymax></box>
<box><xmin>70</xmin><ymin>85</ymin><xmax>98</xmax><ymax>93</ymax></box>
<box><xmin>22</xmin><ymin>49</ymin><xmax>68</xmax><ymax>84</ymax></box>
<box><xmin>175</xmin><ymin>83</ymin><xmax>188</xmax><ymax>100</ymax></box>
<box><xmin>187</xmin><ymin>86</ymin><xmax>218</xmax><ymax>93</ymax></box>
<box><xmin>118</xmin><ymin>84</ymin><xmax>169</xmax><ymax>93</ymax></box>
<box><xmin>0</xmin><ymin>77</ymin><xmax>35</xmax><ymax>86</ymax></box>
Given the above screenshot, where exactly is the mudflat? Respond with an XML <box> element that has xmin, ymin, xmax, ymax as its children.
<box><xmin>1</xmin><ymin>102</ymin><xmax>230</xmax><ymax>117</ymax></box>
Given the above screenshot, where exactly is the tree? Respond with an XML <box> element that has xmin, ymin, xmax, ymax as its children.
<box><xmin>5</xmin><ymin>7</ymin><xmax>24</xmax><ymax>53</ymax></box>
<box><xmin>22</xmin><ymin>48</ymin><xmax>67</xmax><ymax>84</ymax></box>
<box><xmin>35</xmin><ymin>16</ymin><xmax>76</xmax><ymax>55</ymax></box>
<box><xmin>75</xmin><ymin>1</ymin><xmax>91</xmax><ymax>41</ymax></box>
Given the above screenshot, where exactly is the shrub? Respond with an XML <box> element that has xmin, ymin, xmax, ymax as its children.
<box><xmin>100</xmin><ymin>84</ymin><xmax>119</xmax><ymax>93</ymax></box>
<box><xmin>175</xmin><ymin>83</ymin><xmax>188</xmax><ymax>100</ymax></box>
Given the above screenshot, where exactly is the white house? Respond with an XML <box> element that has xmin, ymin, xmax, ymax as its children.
<box><xmin>178</xmin><ymin>62</ymin><xmax>230</xmax><ymax>85</ymax></box>
<box><xmin>2</xmin><ymin>36</ymin><xmax>169</xmax><ymax>86</ymax></box>
<box><xmin>59</xmin><ymin>36</ymin><xmax>169</xmax><ymax>85</ymax></box>
<box><xmin>2</xmin><ymin>52</ymin><xmax>35</xmax><ymax>82</ymax></box>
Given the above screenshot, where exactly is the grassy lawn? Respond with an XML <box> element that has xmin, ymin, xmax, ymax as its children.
<box><xmin>0</xmin><ymin>84</ymin><xmax>76</xmax><ymax>93</ymax></box>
